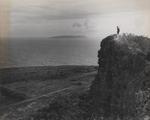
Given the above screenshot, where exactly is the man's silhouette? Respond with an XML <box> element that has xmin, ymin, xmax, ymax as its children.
<box><xmin>117</xmin><ymin>26</ymin><xmax>120</xmax><ymax>34</ymax></box>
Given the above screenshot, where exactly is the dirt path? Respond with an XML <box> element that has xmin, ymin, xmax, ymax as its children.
<box><xmin>0</xmin><ymin>71</ymin><xmax>96</xmax><ymax>120</ymax></box>
<box><xmin>0</xmin><ymin>71</ymin><xmax>96</xmax><ymax>109</ymax></box>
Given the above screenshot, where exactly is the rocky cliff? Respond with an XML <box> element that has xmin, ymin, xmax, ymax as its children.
<box><xmin>90</xmin><ymin>34</ymin><xmax>150</xmax><ymax>119</ymax></box>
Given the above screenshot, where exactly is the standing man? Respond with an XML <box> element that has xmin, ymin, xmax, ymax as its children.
<box><xmin>117</xmin><ymin>26</ymin><xmax>120</xmax><ymax>34</ymax></box>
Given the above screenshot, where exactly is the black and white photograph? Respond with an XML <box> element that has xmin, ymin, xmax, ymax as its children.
<box><xmin>0</xmin><ymin>0</ymin><xmax>150</xmax><ymax>120</ymax></box>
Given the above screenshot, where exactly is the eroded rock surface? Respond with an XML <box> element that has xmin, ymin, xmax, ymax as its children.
<box><xmin>90</xmin><ymin>34</ymin><xmax>150</xmax><ymax>119</ymax></box>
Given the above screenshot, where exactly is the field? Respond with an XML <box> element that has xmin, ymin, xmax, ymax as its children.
<box><xmin>0</xmin><ymin>65</ymin><xmax>97</xmax><ymax>120</ymax></box>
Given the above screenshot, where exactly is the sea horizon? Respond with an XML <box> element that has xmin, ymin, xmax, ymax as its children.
<box><xmin>5</xmin><ymin>36</ymin><xmax>99</xmax><ymax>68</ymax></box>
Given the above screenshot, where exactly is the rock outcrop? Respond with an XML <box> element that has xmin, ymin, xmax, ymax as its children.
<box><xmin>90</xmin><ymin>34</ymin><xmax>150</xmax><ymax>119</ymax></box>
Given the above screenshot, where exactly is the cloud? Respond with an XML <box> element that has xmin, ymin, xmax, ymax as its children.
<box><xmin>72</xmin><ymin>22</ymin><xmax>82</xmax><ymax>28</ymax></box>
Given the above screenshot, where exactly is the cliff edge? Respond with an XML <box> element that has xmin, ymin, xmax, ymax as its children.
<box><xmin>90</xmin><ymin>34</ymin><xmax>150</xmax><ymax>119</ymax></box>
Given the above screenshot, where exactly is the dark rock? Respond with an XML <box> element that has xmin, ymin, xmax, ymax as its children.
<box><xmin>90</xmin><ymin>34</ymin><xmax>150</xmax><ymax>119</ymax></box>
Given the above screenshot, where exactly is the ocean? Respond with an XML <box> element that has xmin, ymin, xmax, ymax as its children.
<box><xmin>6</xmin><ymin>36</ymin><xmax>100</xmax><ymax>67</ymax></box>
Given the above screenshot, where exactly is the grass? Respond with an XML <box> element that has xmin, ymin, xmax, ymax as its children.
<box><xmin>0</xmin><ymin>66</ymin><xmax>97</xmax><ymax>97</ymax></box>
<box><xmin>27</xmin><ymin>92</ymin><xmax>89</xmax><ymax>120</ymax></box>
<box><xmin>115</xmin><ymin>33</ymin><xmax>150</xmax><ymax>55</ymax></box>
<box><xmin>0</xmin><ymin>65</ymin><xmax>97</xmax><ymax>120</ymax></box>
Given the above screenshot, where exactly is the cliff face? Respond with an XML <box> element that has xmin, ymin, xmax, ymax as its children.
<box><xmin>90</xmin><ymin>34</ymin><xmax>150</xmax><ymax>118</ymax></box>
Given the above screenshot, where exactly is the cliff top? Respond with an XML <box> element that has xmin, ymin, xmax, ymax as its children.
<box><xmin>101</xmin><ymin>33</ymin><xmax>150</xmax><ymax>56</ymax></box>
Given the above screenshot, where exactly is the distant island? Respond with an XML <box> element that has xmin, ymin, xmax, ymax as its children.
<box><xmin>50</xmin><ymin>35</ymin><xmax>87</xmax><ymax>39</ymax></box>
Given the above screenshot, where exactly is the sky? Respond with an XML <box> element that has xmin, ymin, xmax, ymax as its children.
<box><xmin>3</xmin><ymin>0</ymin><xmax>150</xmax><ymax>38</ymax></box>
